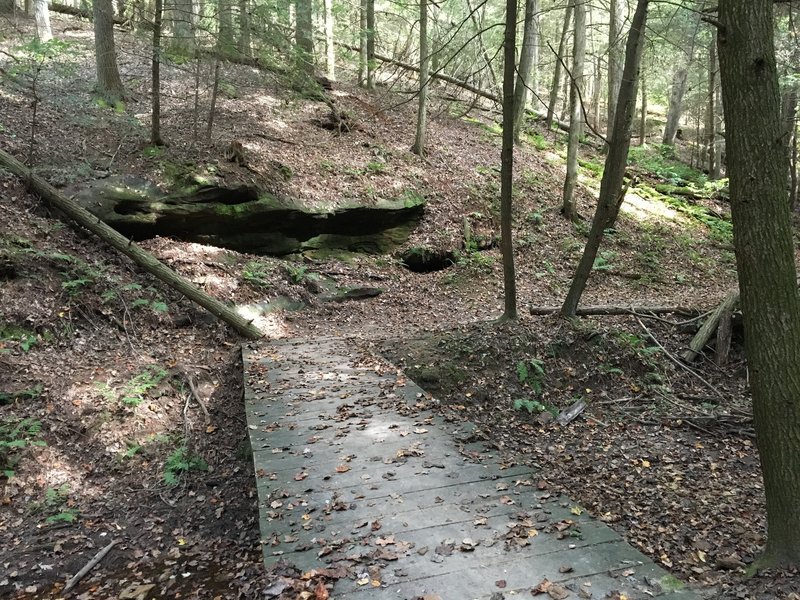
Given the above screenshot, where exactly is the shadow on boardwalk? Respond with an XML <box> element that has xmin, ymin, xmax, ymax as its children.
<box><xmin>244</xmin><ymin>337</ymin><xmax>697</xmax><ymax>599</ymax></box>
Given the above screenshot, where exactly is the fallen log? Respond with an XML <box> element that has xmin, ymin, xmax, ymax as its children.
<box><xmin>529</xmin><ymin>305</ymin><xmax>699</xmax><ymax>316</ymax></box>
<box><xmin>50</xmin><ymin>2</ymin><xmax>127</xmax><ymax>25</ymax></box>
<box><xmin>682</xmin><ymin>290</ymin><xmax>739</xmax><ymax>362</ymax></box>
<box><xmin>0</xmin><ymin>149</ymin><xmax>263</xmax><ymax>340</ymax></box>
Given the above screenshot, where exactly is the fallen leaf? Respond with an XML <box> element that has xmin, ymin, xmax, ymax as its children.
<box><xmin>335</xmin><ymin>465</ymin><xmax>350</xmax><ymax>473</ymax></box>
<box><xmin>294</xmin><ymin>471</ymin><xmax>308</xmax><ymax>481</ymax></box>
<box><xmin>314</xmin><ymin>581</ymin><xmax>329</xmax><ymax>600</ymax></box>
<box><xmin>495</xmin><ymin>580</ymin><xmax>507</xmax><ymax>589</ymax></box>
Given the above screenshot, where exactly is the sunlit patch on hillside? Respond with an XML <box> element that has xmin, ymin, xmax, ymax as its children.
<box><xmin>621</xmin><ymin>191</ymin><xmax>691</xmax><ymax>225</ymax></box>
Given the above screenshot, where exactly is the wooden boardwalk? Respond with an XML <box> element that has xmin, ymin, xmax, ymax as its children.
<box><xmin>243</xmin><ymin>337</ymin><xmax>697</xmax><ymax>599</ymax></box>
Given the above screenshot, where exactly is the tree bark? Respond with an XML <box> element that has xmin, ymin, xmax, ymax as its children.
<box><xmin>706</xmin><ymin>29</ymin><xmax>717</xmax><ymax>177</ymax></box>
<box><xmin>607</xmin><ymin>0</ymin><xmax>624</xmax><ymax>139</ymax></box>
<box><xmin>546</xmin><ymin>3</ymin><xmax>572</xmax><ymax>129</ymax></box>
<box><xmin>717</xmin><ymin>0</ymin><xmax>800</xmax><ymax>568</ymax></box>
<box><xmin>359</xmin><ymin>0</ymin><xmax>367</xmax><ymax>85</ymax></box>
<box><xmin>323</xmin><ymin>0</ymin><xmax>334</xmax><ymax>79</ymax></box>
<box><xmin>295</xmin><ymin>0</ymin><xmax>314</xmax><ymax>74</ymax></box>
<box><xmin>682</xmin><ymin>290</ymin><xmax>739</xmax><ymax>362</ymax></box>
<box><xmin>34</xmin><ymin>0</ymin><xmax>53</xmax><ymax>42</ymax></box>
<box><xmin>512</xmin><ymin>0</ymin><xmax>538</xmax><ymax>143</ymax></box>
<box><xmin>639</xmin><ymin>71</ymin><xmax>647</xmax><ymax>145</ymax></box>
<box><xmin>218</xmin><ymin>0</ymin><xmax>235</xmax><ymax>56</ymax></box>
<box><xmin>0</xmin><ymin>149</ymin><xmax>262</xmax><ymax>340</ymax></box>
<box><xmin>93</xmin><ymin>0</ymin><xmax>125</xmax><ymax>102</ymax></box>
<box><xmin>151</xmin><ymin>0</ymin><xmax>164</xmax><ymax>145</ymax></box>
<box><xmin>499</xmin><ymin>0</ymin><xmax>517</xmax><ymax>319</ymax></box>
<box><xmin>366</xmin><ymin>0</ymin><xmax>375</xmax><ymax>89</ymax></box>
<box><xmin>561</xmin><ymin>0</ymin><xmax>585</xmax><ymax>220</ymax></box>
<box><xmin>411</xmin><ymin>0</ymin><xmax>429</xmax><ymax>156</ymax></box>
<box><xmin>238</xmin><ymin>0</ymin><xmax>252</xmax><ymax>58</ymax></box>
<box><xmin>662</xmin><ymin>67</ymin><xmax>688</xmax><ymax>145</ymax></box>
<box><xmin>561</xmin><ymin>0</ymin><xmax>648</xmax><ymax>318</ymax></box>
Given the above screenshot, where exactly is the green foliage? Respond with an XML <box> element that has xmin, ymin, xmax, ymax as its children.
<box><xmin>163</xmin><ymin>446</ymin><xmax>208</xmax><ymax>486</ymax></box>
<box><xmin>96</xmin><ymin>365</ymin><xmax>169</xmax><ymax>408</ymax></box>
<box><xmin>598</xmin><ymin>364</ymin><xmax>624</xmax><ymax>376</ymax></box>
<box><xmin>0</xmin><ymin>324</ymin><xmax>38</xmax><ymax>353</ymax></box>
<box><xmin>578</xmin><ymin>158</ymin><xmax>604</xmax><ymax>176</ymax></box>
<box><xmin>628</xmin><ymin>145</ymin><xmax>706</xmax><ymax>186</ymax></box>
<box><xmin>517</xmin><ymin>358</ymin><xmax>545</xmax><ymax>395</ymax></box>
<box><xmin>513</xmin><ymin>397</ymin><xmax>549</xmax><ymax>414</ymax></box>
<box><xmin>1</xmin><ymin>417</ymin><xmax>46</xmax><ymax>478</ymax></box>
<box><xmin>143</xmin><ymin>145</ymin><xmax>165</xmax><ymax>158</ymax></box>
<box><xmin>366</xmin><ymin>161</ymin><xmax>387</xmax><ymax>174</ymax></box>
<box><xmin>592</xmin><ymin>250</ymin><xmax>617</xmax><ymax>272</ymax></box>
<box><xmin>242</xmin><ymin>261</ymin><xmax>273</xmax><ymax>289</ymax></box>
<box><xmin>285</xmin><ymin>264</ymin><xmax>309</xmax><ymax>284</ymax></box>
<box><xmin>42</xmin><ymin>484</ymin><xmax>77</xmax><ymax>524</ymax></box>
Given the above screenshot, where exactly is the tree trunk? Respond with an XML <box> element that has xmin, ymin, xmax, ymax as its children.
<box><xmin>782</xmin><ymin>87</ymin><xmax>797</xmax><ymax>206</ymax></box>
<box><xmin>561</xmin><ymin>0</ymin><xmax>585</xmax><ymax>220</ymax></box>
<box><xmin>592</xmin><ymin>54</ymin><xmax>602</xmax><ymax>132</ymax></box>
<box><xmin>499</xmin><ymin>0</ymin><xmax>517</xmax><ymax>320</ymax></box>
<box><xmin>717</xmin><ymin>0</ymin><xmax>800</xmax><ymax>568</ymax></box>
<box><xmin>512</xmin><ymin>0</ymin><xmax>538</xmax><ymax>142</ymax></box>
<box><xmin>411</xmin><ymin>0</ymin><xmax>429</xmax><ymax>156</ymax></box>
<box><xmin>366</xmin><ymin>0</ymin><xmax>375</xmax><ymax>89</ymax></box>
<box><xmin>34</xmin><ymin>0</ymin><xmax>53</xmax><ymax>42</ymax></box>
<box><xmin>607</xmin><ymin>0</ymin><xmax>623</xmax><ymax>139</ymax></box>
<box><xmin>662</xmin><ymin>67</ymin><xmax>688</xmax><ymax>145</ymax></box>
<box><xmin>151</xmin><ymin>0</ymin><xmax>164</xmax><ymax>146</ymax></box>
<box><xmin>93</xmin><ymin>0</ymin><xmax>124</xmax><ymax>102</ymax></box>
<box><xmin>169</xmin><ymin>0</ymin><xmax>195</xmax><ymax>54</ymax></box>
<box><xmin>639</xmin><ymin>71</ymin><xmax>647</xmax><ymax>145</ymax></box>
<box><xmin>561</xmin><ymin>0</ymin><xmax>648</xmax><ymax>317</ymax></box>
<box><xmin>218</xmin><ymin>0</ymin><xmax>235</xmax><ymax>56</ymax></box>
<box><xmin>546</xmin><ymin>3</ymin><xmax>572</xmax><ymax>129</ymax></box>
<box><xmin>295</xmin><ymin>0</ymin><xmax>314</xmax><ymax>74</ymax></box>
<box><xmin>0</xmin><ymin>149</ymin><xmax>262</xmax><ymax>340</ymax></box>
<box><xmin>359</xmin><ymin>0</ymin><xmax>367</xmax><ymax>85</ymax></box>
<box><xmin>238</xmin><ymin>0</ymin><xmax>251</xmax><ymax>58</ymax></box>
<box><xmin>706</xmin><ymin>30</ymin><xmax>717</xmax><ymax>177</ymax></box>
<box><xmin>323</xmin><ymin>0</ymin><xmax>334</xmax><ymax>79</ymax></box>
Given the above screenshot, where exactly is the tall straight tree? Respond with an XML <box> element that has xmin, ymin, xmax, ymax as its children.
<box><xmin>561</xmin><ymin>0</ymin><xmax>585</xmax><ymax>220</ymax></box>
<box><xmin>561</xmin><ymin>0</ymin><xmax>648</xmax><ymax>317</ymax></box>
<box><xmin>151</xmin><ymin>0</ymin><xmax>164</xmax><ymax>145</ymax></box>
<box><xmin>546</xmin><ymin>3</ymin><xmax>572</xmax><ymax>128</ymax></box>
<box><xmin>93</xmin><ymin>0</ymin><xmax>125</xmax><ymax>102</ymax></box>
<box><xmin>34</xmin><ymin>0</ymin><xmax>53</xmax><ymax>42</ymax></box>
<box><xmin>662</xmin><ymin>14</ymin><xmax>701</xmax><ymax>146</ymax></box>
<box><xmin>717</xmin><ymin>0</ymin><xmax>800</xmax><ymax>568</ymax></box>
<box><xmin>411</xmin><ymin>0</ymin><xmax>429</xmax><ymax>156</ymax></box>
<box><xmin>499</xmin><ymin>0</ymin><xmax>517</xmax><ymax>320</ymax></box>
<box><xmin>359</xmin><ymin>0</ymin><xmax>368</xmax><ymax>85</ymax></box>
<box><xmin>606</xmin><ymin>0</ymin><xmax>624</xmax><ymax>139</ymax></box>
<box><xmin>705</xmin><ymin>29</ymin><xmax>717</xmax><ymax>178</ymax></box>
<box><xmin>295</xmin><ymin>0</ymin><xmax>314</xmax><ymax>74</ymax></box>
<box><xmin>323</xmin><ymin>0</ymin><xmax>335</xmax><ymax>79</ymax></box>
<box><xmin>366</xmin><ymin>0</ymin><xmax>375</xmax><ymax>89</ymax></box>
<box><xmin>239</xmin><ymin>0</ymin><xmax>252</xmax><ymax>57</ymax></box>
<box><xmin>513</xmin><ymin>0</ymin><xmax>539</xmax><ymax>143</ymax></box>
<box><xmin>218</xmin><ymin>0</ymin><xmax>235</xmax><ymax>55</ymax></box>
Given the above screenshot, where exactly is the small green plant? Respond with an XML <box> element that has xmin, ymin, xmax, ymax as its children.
<box><xmin>285</xmin><ymin>264</ymin><xmax>309</xmax><ymax>284</ymax></box>
<box><xmin>592</xmin><ymin>250</ymin><xmax>617</xmax><ymax>272</ymax></box>
<box><xmin>97</xmin><ymin>365</ymin><xmax>169</xmax><ymax>407</ymax></box>
<box><xmin>513</xmin><ymin>398</ymin><xmax>548</xmax><ymax>414</ymax></box>
<box><xmin>242</xmin><ymin>261</ymin><xmax>272</xmax><ymax>289</ymax></box>
<box><xmin>366</xmin><ymin>161</ymin><xmax>387</xmax><ymax>174</ymax></box>
<box><xmin>517</xmin><ymin>358</ymin><xmax>545</xmax><ymax>395</ymax></box>
<box><xmin>163</xmin><ymin>446</ymin><xmax>208</xmax><ymax>485</ymax></box>
<box><xmin>43</xmin><ymin>484</ymin><xmax>77</xmax><ymax>524</ymax></box>
<box><xmin>0</xmin><ymin>325</ymin><xmax>38</xmax><ymax>353</ymax></box>
<box><xmin>598</xmin><ymin>364</ymin><xmax>624</xmax><ymax>376</ymax></box>
<box><xmin>1</xmin><ymin>418</ymin><xmax>46</xmax><ymax>478</ymax></box>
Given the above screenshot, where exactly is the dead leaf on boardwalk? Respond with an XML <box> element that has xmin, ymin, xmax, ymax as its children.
<box><xmin>335</xmin><ymin>465</ymin><xmax>350</xmax><ymax>473</ymax></box>
<box><xmin>371</xmin><ymin>520</ymin><xmax>382</xmax><ymax>531</ymax></box>
<box><xmin>314</xmin><ymin>581</ymin><xmax>329</xmax><ymax>600</ymax></box>
<box><xmin>500</xmin><ymin>495</ymin><xmax>515</xmax><ymax>505</ymax></box>
<box><xmin>558</xmin><ymin>564</ymin><xmax>574</xmax><ymax>573</ymax></box>
<box><xmin>532</xmin><ymin>578</ymin><xmax>553</xmax><ymax>594</ymax></box>
<box><xmin>495</xmin><ymin>580</ymin><xmax>507</xmax><ymax>588</ymax></box>
<box><xmin>294</xmin><ymin>471</ymin><xmax>308</xmax><ymax>481</ymax></box>
<box><xmin>547</xmin><ymin>584</ymin><xmax>571</xmax><ymax>600</ymax></box>
<box><xmin>375</xmin><ymin>536</ymin><xmax>395</xmax><ymax>546</ymax></box>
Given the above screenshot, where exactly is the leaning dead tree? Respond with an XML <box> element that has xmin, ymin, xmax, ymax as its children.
<box><xmin>0</xmin><ymin>149</ymin><xmax>263</xmax><ymax>340</ymax></box>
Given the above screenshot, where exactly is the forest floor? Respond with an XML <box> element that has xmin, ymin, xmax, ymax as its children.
<box><xmin>1</xmin><ymin>10</ymin><xmax>799</xmax><ymax>600</ymax></box>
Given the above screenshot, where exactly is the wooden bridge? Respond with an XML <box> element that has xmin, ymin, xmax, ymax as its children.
<box><xmin>243</xmin><ymin>336</ymin><xmax>697</xmax><ymax>599</ymax></box>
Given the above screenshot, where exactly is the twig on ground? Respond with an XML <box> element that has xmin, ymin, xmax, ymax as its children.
<box><xmin>633</xmin><ymin>315</ymin><xmax>727</xmax><ymax>403</ymax></box>
<box><xmin>185</xmin><ymin>371</ymin><xmax>211</xmax><ymax>425</ymax></box>
<box><xmin>63</xmin><ymin>539</ymin><xmax>118</xmax><ymax>592</ymax></box>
